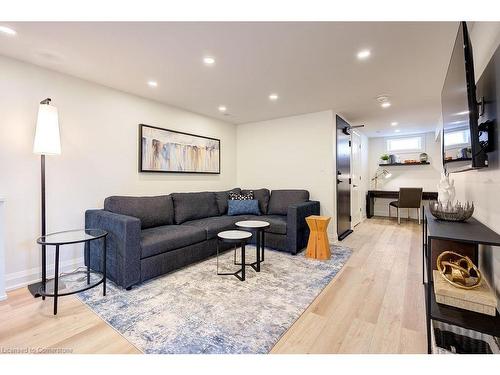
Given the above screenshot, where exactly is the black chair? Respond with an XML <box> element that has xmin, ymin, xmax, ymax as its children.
<box><xmin>389</xmin><ymin>188</ymin><xmax>423</xmax><ymax>224</ymax></box>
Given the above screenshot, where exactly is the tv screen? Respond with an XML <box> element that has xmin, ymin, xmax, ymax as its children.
<box><xmin>441</xmin><ymin>21</ymin><xmax>487</xmax><ymax>172</ymax></box>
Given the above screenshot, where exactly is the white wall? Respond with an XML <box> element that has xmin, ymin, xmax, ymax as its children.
<box><xmin>236</xmin><ymin>111</ymin><xmax>337</xmax><ymax>239</ymax></box>
<box><xmin>0</xmin><ymin>55</ymin><xmax>237</xmax><ymax>291</ymax></box>
<box><xmin>453</xmin><ymin>22</ymin><xmax>500</xmax><ymax>301</ymax></box>
<box><xmin>367</xmin><ymin>132</ymin><xmax>441</xmax><ymax>218</ymax></box>
<box><xmin>359</xmin><ymin>131</ymin><xmax>370</xmax><ymax>219</ymax></box>
<box><xmin>0</xmin><ymin>198</ymin><xmax>6</xmax><ymax>300</ymax></box>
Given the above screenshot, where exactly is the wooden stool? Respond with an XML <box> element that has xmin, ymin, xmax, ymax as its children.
<box><xmin>305</xmin><ymin>215</ymin><xmax>331</xmax><ymax>260</ymax></box>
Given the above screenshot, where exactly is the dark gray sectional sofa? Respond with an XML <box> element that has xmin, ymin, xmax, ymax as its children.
<box><xmin>85</xmin><ymin>188</ymin><xmax>319</xmax><ymax>289</ymax></box>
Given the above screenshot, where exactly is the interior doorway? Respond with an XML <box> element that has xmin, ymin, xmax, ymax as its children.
<box><xmin>351</xmin><ymin>130</ymin><xmax>362</xmax><ymax>227</ymax></box>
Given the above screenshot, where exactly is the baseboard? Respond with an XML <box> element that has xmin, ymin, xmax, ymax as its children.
<box><xmin>5</xmin><ymin>256</ymin><xmax>84</xmax><ymax>292</ymax></box>
<box><xmin>338</xmin><ymin>229</ymin><xmax>353</xmax><ymax>241</ymax></box>
<box><xmin>328</xmin><ymin>233</ymin><xmax>337</xmax><ymax>243</ymax></box>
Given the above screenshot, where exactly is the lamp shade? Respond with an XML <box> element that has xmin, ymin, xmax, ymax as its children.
<box><xmin>33</xmin><ymin>101</ymin><xmax>61</xmax><ymax>155</ymax></box>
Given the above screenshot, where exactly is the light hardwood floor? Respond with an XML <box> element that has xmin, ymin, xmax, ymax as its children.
<box><xmin>0</xmin><ymin>217</ymin><xmax>426</xmax><ymax>354</ymax></box>
<box><xmin>272</xmin><ymin>217</ymin><xmax>426</xmax><ymax>353</ymax></box>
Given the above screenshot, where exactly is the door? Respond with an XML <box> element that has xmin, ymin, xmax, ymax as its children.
<box><xmin>336</xmin><ymin>115</ymin><xmax>353</xmax><ymax>240</ymax></box>
<box><xmin>351</xmin><ymin>130</ymin><xmax>362</xmax><ymax>226</ymax></box>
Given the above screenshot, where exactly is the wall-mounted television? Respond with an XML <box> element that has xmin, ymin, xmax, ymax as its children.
<box><xmin>441</xmin><ymin>21</ymin><xmax>488</xmax><ymax>173</ymax></box>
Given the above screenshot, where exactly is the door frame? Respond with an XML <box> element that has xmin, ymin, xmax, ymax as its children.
<box><xmin>350</xmin><ymin>130</ymin><xmax>362</xmax><ymax>227</ymax></box>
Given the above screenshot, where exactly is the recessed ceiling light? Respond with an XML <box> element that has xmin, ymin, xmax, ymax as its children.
<box><xmin>269</xmin><ymin>93</ymin><xmax>279</xmax><ymax>101</ymax></box>
<box><xmin>218</xmin><ymin>105</ymin><xmax>227</xmax><ymax>112</ymax></box>
<box><xmin>203</xmin><ymin>56</ymin><xmax>215</xmax><ymax>65</ymax></box>
<box><xmin>391</xmin><ymin>122</ymin><xmax>398</xmax><ymax>126</ymax></box>
<box><xmin>376</xmin><ymin>95</ymin><xmax>391</xmax><ymax>108</ymax></box>
<box><xmin>0</xmin><ymin>26</ymin><xmax>16</xmax><ymax>36</ymax></box>
<box><xmin>395</xmin><ymin>129</ymin><xmax>401</xmax><ymax>133</ymax></box>
<box><xmin>357</xmin><ymin>49</ymin><xmax>371</xmax><ymax>60</ymax></box>
<box><xmin>147</xmin><ymin>81</ymin><xmax>158</xmax><ymax>87</ymax></box>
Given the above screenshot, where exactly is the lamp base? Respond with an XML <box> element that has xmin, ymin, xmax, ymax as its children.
<box><xmin>27</xmin><ymin>281</ymin><xmax>44</xmax><ymax>298</ymax></box>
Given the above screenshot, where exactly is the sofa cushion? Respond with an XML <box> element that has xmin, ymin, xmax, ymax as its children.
<box><xmin>267</xmin><ymin>190</ymin><xmax>310</xmax><ymax>215</ymax></box>
<box><xmin>104</xmin><ymin>195</ymin><xmax>174</xmax><ymax>229</ymax></box>
<box><xmin>227</xmin><ymin>200</ymin><xmax>260</xmax><ymax>216</ymax></box>
<box><xmin>171</xmin><ymin>192</ymin><xmax>219</xmax><ymax>224</ymax></box>
<box><xmin>182</xmin><ymin>215</ymin><xmax>248</xmax><ymax>239</ymax></box>
<box><xmin>140</xmin><ymin>225</ymin><xmax>206</xmax><ymax>259</ymax></box>
<box><xmin>242</xmin><ymin>188</ymin><xmax>270</xmax><ymax>214</ymax></box>
<box><xmin>214</xmin><ymin>188</ymin><xmax>241</xmax><ymax>214</ymax></box>
<box><xmin>247</xmin><ymin>214</ymin><xmax>287</xmax><ymax>235</ymax></box>
<box><xmin>229</xmin><ymin>191</ymin><xmax>254</xmax><ymax>200</ymax></box>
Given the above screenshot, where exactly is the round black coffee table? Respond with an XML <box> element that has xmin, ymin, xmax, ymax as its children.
<box><xmin>216</xmin><ymin>230</ymin><xmax>252</xmax><ymax>281</ymax></box>
<box><xmin>35</xmin><ymin>229</ymin><xmax>108</xmax><ymax>315</ymax></box>
<box><xmin>235</xmin><ymin>220</ymin><xmax>270</xmax><ymax>272</ymax></box>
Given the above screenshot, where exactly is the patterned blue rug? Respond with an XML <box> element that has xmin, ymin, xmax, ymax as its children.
<box><xmin>76</xmin><ymin>245</ymin><xmax>352</xmax><ymax>354</ymax></box>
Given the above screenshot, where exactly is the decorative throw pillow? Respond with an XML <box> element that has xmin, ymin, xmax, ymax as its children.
<box><xmin>229</xmin><ymin>191</ymin><xmax>254</xmax><ymax>200</ymax></box>
<box><xmin>227</xmin><ymin>200</ymin><xmax>261</xmax><ymax>216</ymax></box>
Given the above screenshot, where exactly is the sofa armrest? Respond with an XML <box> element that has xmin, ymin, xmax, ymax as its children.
<box><xmin>286</xmin><ymin>201</ymin><xmax>320</xmax><ymax>254</ymax></box>
<box><xmin>85</xmin><ymin>209</ymin><xmax>141</xmax><ymax>289</ymax></box>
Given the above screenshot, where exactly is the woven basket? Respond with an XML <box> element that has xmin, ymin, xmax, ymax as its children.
<box><xmin>432</xmin><ymin>321</ymin><xmax>500</xmax><ymax>354</ymax></box>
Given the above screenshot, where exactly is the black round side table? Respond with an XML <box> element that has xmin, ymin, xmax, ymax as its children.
<box><xmin>216</xmin><ymin>230</ymin><xmax>252</xmax><ymax>281</ymax></box>
<box><xmin>35</xmin><ymin>229</ymin><xmax>108</xmax><ymax>315</ymax></box>
<box><xmin>235</xmin><ymin>220</ymin><xmax>270</xmax><ymax>272</ymax></box>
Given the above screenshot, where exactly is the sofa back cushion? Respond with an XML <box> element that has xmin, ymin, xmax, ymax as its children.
<box><xmin>242</xmin><ymin>188</ymin><xmax>270</xmax><ymax>214</ymax></box>
<box><xmin>267</xmin><ymin>190</ymin><xmax>310</xmax><ymax>215</ymax></box>
<box><xmin>214</xmin><ymin>188</ymin><xmax>241</xmax><ymax>214</ymax></box>
<box><xmin>171</xmin><ymin>192</ymin><xmax>219</xmax><ymax>224</ymax></box>
<box><xmin>104</xmin><ymin>195</ymin><xmax>174</xmax><ymax>229</ymax></box>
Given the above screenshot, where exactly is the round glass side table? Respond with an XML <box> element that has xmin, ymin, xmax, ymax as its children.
<box><xmin>33</xmin><ymin>228</ymin><xmax>108</xmax><ymax>315</ymax></box>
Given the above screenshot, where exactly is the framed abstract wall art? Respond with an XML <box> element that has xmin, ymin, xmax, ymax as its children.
<box><xmin>139</xmin><ymin>124</ymin><xmax>221</xmax><ymax>174</ymax></box>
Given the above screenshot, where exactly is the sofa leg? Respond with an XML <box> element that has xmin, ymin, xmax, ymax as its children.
<box><xmin>126</xmin><ymin>286</ymin><xmax>132</xmax><ymax>291</ymax></box>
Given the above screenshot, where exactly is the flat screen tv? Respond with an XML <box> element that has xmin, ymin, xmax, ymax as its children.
<box><xmin>441</xmin><ymin>21</ymin><xmax>488</xmax><ymax>173</ymax></box>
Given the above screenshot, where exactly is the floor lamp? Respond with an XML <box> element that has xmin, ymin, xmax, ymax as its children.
<box><xmin>28</xmin><ymin>98</ymin><xmax>61</xmax><ymax>298</ymax></box>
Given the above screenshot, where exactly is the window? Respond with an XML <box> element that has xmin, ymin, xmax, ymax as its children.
<box><xmin>444</xmin><ymin>128</ymin><xmax>470</xmax><ymax>148</ymax></box>
<box><xmin>386</xmin><ymin>136</ymin><xmax>424</xmax><ymax>153</ymax></box>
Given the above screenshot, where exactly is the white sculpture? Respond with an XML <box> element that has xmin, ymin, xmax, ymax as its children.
<box><xmin>437</xmin><ymin>172</ymin><xmax>456</xmax><ymax>206</ymax></box>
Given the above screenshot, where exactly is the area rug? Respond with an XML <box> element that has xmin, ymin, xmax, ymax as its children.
<box><xmin>76</xmin><ymin>245</ymin><xmax>352</xmax><ymax>354</ymax></box>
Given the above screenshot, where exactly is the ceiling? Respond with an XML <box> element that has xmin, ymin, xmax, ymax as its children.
<box><xmin>0</xmin><ymin>22</ymin><xmax>459</xmax><ymax>137</ymax></box>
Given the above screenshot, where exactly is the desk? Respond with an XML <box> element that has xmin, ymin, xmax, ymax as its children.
<box><xmin>366</xmin><ymin>190</ymin><xmax>438</xmax><ymax>218</ymax></box>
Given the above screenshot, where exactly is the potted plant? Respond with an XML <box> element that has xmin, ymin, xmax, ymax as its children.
<box><xmin>380</xmin><ymin>154</ymin><xmax>390</xmax><ymax>164</ymax></box>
